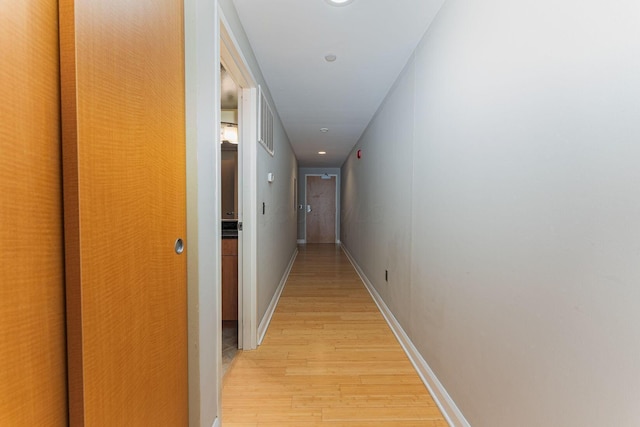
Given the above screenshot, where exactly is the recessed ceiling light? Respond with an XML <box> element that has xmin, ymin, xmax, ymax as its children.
<box><xmin>320</xmin><ymin>128</ymin><xmax>329</xmax><ymax>133</ymax></box>
<box><xmin>324</xmin><ymin>54</ymin><xmax>337</xmax><ymax>62</ymax></box>
<box><xmin>326</xmin><ymin>0</ymin><xmax>354</xmax><ymax>6</ymax></box>
<box><xmin>318</xmin><ymin>151</ymin><xmax>327</xmax><ymax>155</ymax></box>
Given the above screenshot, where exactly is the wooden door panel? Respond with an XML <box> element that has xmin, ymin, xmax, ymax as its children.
<box><xmin>222</xmin><ymin>239</ymin><xmax>239</xmax><ymax>321</ymax></box>
<box><xmin>306</xmin><ymin>176</ymin><xmax>337</xmax><ymax>244</ymax></box>
<box><xmin>0</xmin><ymin>1</ymin><xmax>68</xmax><ymax>425</ymax></box>
<box><xmin>59</xmin><ymin>0</ymin><xmax>188</xmax><ymax>425</ymax></box>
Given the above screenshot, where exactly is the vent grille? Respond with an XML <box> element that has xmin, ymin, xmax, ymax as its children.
<box><xmin>258</xmin><ymin>86</ymin><xmax>274</xmax><ymax>155</ymax></box>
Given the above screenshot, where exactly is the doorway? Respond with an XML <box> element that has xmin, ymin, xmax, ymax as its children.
<box><xmin>220</xmin><ymin>64</ymin><xmax>240</xmax><ymax>376</ymax></box>
<box><xmin>219</xmin><ymin>16</ymin><xmax>260</xmax><ymax>368</ymax></box>
<box><xmin>305</xmin><ymin>175</ymin><xmax>338</xmax><ymax>243</ymax></box>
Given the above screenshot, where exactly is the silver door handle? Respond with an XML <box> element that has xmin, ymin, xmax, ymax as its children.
<box><xmin>306</xmin><ymin>205</ymin><xmax>312</xmax><ymax>213</ymax></box>
<box><xmin>174</xmin><ymin>238</ymin><xmax>184</xmax><ymax>254</ymax></box>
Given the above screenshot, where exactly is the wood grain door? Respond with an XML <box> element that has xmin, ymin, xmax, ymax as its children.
<box><xmin>306</xmin><ymin>176</ymin><xmax>337</xmax><ymax>243</ymax></box>
<box><xmin>0</xmin><ymin>1</ymin><xmax>68</xmax><ymax>425</ymax></box>
<box><xmin>59</xmin><ymin>0</ymin><xmax>188</xmax><ymax>425</ymax></box>
<box><xmin>222</xmin><ymin>239</ymin><xmax>239</xmax><ymax>321</ymax></box>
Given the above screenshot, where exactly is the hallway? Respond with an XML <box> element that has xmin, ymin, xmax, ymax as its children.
<box><xmin>222</xmin><ymin>244</ymin><xmax>447</xmax><ymax>426</ymax></box>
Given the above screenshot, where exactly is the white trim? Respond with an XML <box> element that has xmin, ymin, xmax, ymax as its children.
<box><xmin>297</xmin><ymin>239</ymin><xmax>306</xmax><ymax>244</ymax></box>
<box><xmin>258</xmin><ymin>248</ymin><xmax>298</xmax><ymax>345</ymax></box>
<box><xmin>219</xmin><ymin>11</ymin><xmax>257</xmax><ymax>87</ymax></box>
<box><xmin>245</xmin><ymin>92</ymin><xmax>258</xmax><ymax>351</ymax></box>
<box><xmin>212</xmin><ymin>418</ymin><xmax>220</xmax><ymax>427</ymax></box>
<box><xmin>304</xmin><ymin>174</ymin><xmax>339</xmax><ymax>243</ymax></box>
<box><xmin>240</xmin><ymin>86</ymin><xmax>258</xmax><ymax>351</ymax></box>
<box><xmin>341</xmin><ymin>244</ymin><xmax>471</xmax><ymax>427</ymax></box>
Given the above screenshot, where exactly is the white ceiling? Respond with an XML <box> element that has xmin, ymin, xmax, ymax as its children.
<box><xmin>232</xmin><ymin>0</ymin><xmax>445</xmax><ymax>167</ymax></box>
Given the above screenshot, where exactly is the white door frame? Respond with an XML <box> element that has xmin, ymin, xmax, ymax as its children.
<box><xmin>220</xmin><ymin>9</ymin><xmax>259</xmax><ymax>351</ymax></box>
<box><xmin>304</xmin><ymin>174</ymin><xmax>339</xmax><ymax>244</ymax></box>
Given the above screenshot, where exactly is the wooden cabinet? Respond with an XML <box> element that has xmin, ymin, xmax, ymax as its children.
<box><xmin>222</xmin><ymin>238</ymin><xmax>238</xmax><ymax>321</ymax></box>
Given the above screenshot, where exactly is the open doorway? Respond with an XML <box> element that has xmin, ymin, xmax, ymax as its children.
<box><xmin>220</xmin><ymin>64</ymin><xmax>240</xmax><ymax>376</ymax></box>
<box><xmin>219</xmin><ymin>18</ymin><xmax>260</xmax><ymax>383</ymax></box>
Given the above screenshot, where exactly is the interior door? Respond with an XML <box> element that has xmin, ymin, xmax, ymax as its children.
<box><xmin>0</xmin><ymin>1</ymin><xmax>67</xmax><ymax>424</ymax></box>
<box><xmin>306</xmin><ymin>175</ymin><xmax>337</xmax><ymax>243</ymax></box>
<box><xmin>59</xmin><ymin>1</ymin><xmax>188</xmax><ymax>425</ymax></box>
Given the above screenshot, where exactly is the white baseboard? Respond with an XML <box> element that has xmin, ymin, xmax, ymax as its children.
<box><xmin>257</xmin><ymin>248</ymin><xmax>298</xmax><ymax>345</ymax></box>
<box><xmin>341</xmin><ymin>245</ymin><xmax>470</xmax><ymax>427</ymax></box>
<box><xmin>297</xmin><ymin>239</ymin><xmax>306</xmax><ymax>244</ymax></box>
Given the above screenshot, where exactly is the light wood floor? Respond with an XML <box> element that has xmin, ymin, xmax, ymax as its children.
<box><xmin>222</xmin><ymin>244</ymin><xmax>448</xmax><ymax>426</ymax></box>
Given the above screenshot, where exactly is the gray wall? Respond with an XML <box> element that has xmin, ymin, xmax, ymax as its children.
<box><xmin>219</xmin><ymin>0</ymin><xmax>298</xmax><ymax>325</ymax></box>
<box><xmin>341</xmin><ymin>0</ymin><xmax>640</xmax><ymax>426</ymax></box>
<box><xmin>297</xmin><ymin>167</ymin><xmax>341</xmax><ymax>242</ymax></box>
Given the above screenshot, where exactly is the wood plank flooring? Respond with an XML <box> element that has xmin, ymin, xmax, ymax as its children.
<box><xmin>222</xmin><ymin>244</ymin><xmax>448</xmax><ymax>426</ymax></box>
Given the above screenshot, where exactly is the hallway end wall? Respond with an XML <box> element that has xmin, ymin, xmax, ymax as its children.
<box><xmin>341</xmin><ymin>0</ymin><xmax>640</xmax><ymax>426</ymax></box>
<box><xmin>219</xmin><ymin>0</ymin><xmax>298</xmax><ymax>324</ymax></box>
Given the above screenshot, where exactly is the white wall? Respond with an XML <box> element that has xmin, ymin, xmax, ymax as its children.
<box><xmin>297</xmin><ymin>167</ymin><xmax>341</xmax><ymax>242</ymax></box>
<box><xmin>219</xmin><ymin>0</ymin><xmax>298</xmax><ymax>323</ymax></box>
<box><xmin>341</xmin><ymin>1</ymin><xmax>640</xmax><ymax>426</ymax></box>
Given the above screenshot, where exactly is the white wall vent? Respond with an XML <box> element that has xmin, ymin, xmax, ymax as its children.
<box><xmin>258</xmin><ymin>86</ymin><xmax>274</xmax><ymax>156</ymax></box>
